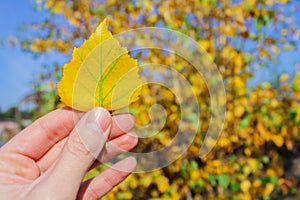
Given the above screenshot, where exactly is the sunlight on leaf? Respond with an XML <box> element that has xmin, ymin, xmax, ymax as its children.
<box><xmin>57</xmin><ymin>19</ymin><xmax>143</xmax><ymax>111</ymax></box>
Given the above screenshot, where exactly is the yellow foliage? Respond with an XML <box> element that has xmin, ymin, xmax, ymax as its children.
<box><xmin>280</xmin><ymin>74</ymin><xmax>289</xmax><ymax>82</ymax></box>
<box><xmin>223</xmin><ymin>25</ymin><xmax>236</xmax><ymax>36</ymax></box>
<box><xmin>294</xmin><ymin>72</ymin><xmax>300</xmax><ymax>86</ymax></box>
<box><xmin>198</xmin><ymin>39</ymin><xmax>211</xmax><ymax>51</ymax></box>
<box><xmin>191</xmin><ymin>170</ymin><xmax>201</xmax><ymax>180</ymax></box>
<box><xmin>265</xmin><ymin>0</ymin><xmax>274</xmax><ymax>5</ymax></box>
<box><xmin>241</xmin><ymin>180</ymin><xmax>251</xmax><ymax>193</ymax></box>
<box><xmin>253</xmin><ymin>179</ymin><xmax>261</xmax><ymax>188</ymax></box>
<box><xmin>222</xmin><ymin>45</ymin><xmax>237</xmax><ymax>60</ymax></box>
<box><xmin>281</xmin><ymin>29</ymin><xmax>288</xmax><ymax>35</ymax></box>
<box><xmin>260</xmin><ymin>49</ymin><xmax>271</xmax><ymax>59</ymax></box>
<box><xmin>27</xmin><ymin>0</ymin><xmax>299</xmax><ymax>199</ymax></box>
<box><xmin>234</xmin><ymin>105</ymin><xmax>245</xmax><ymax>118</ymax></box>
<box><xmin>234</xmin><ymin>54</ymin><xmax>245</xmax><ymax>73</ymax></box>
<box><xmin>271</xmin><ymin>135</ymin><xmax>284</xmax><ymax>147</ymax></box>
<box><xmin>263</xmin><ymin>183</ymin><xmax>275</xmax><ymax>196</ymax></box>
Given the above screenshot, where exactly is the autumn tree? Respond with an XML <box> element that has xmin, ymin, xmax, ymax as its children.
<box><xmin>12</xmin><ymin>0</ymin><xmax>300</xmax><ymax>199</ymax></box>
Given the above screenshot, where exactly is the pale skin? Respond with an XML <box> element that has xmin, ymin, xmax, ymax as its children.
<box><xmin>0</xmin><ymin>107</ymin><xmax>138</xmax><ymax>199</ymax></box>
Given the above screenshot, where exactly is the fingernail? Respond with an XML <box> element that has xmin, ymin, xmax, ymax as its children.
<box><xmin>83</xmin><ymin>108</ymin><xmax>111</xmax><ymax>157</ymax></box>
<box><xmin>114</xmin><ymin>114</ymin><xmax>136</xmax><ymax>132</ymax></box>
<box><xmin>115</xmin><ymin>156</ymin><xmax>137</xmax><ymax>173</ymax></box>
<box><xmin>96</xmin><ymin>107</ymin><xmax>111</xmax><ymax>132</ymax></box>
<box><xmin>87</xmin><ymin>107</ymin><xmax>111</xmax><ymax>133</ymax></box>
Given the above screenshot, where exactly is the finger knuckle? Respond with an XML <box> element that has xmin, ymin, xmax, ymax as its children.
<box><xmin>102</xmin><ymin>175</ymin><xmax>115</xmax><ymax>190</ymax></box>
<box><xmin>66</xmin><ymin>135</ymin><xmax>90</xmax><ymax>157</ymax></box>
<box><xmin>86</xmin><ymin>187</ymin><xmax>100</xmax><ymax>200</ymax></box>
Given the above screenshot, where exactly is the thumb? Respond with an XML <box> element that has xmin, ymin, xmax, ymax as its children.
<box><xmin>39</xmin><ymin>107</ymin><xmax>111</xmax><ymax>198</ymax></box>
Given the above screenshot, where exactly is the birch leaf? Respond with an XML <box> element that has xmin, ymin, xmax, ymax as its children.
<box><xmin>57</xmin><ymin>19</ymin><xmax>143</xmax><ymax>111</ymax></box>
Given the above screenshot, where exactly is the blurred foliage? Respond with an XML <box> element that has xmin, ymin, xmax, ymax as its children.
<box><xmin>13</xmin><ymin>0</ymin><xmax>300</xmax><ymax>199</ymax></box>
<box><xmin>0</xmin><ymin>107</ymin><xmax>16</xmax><ymax>120</ymax></box>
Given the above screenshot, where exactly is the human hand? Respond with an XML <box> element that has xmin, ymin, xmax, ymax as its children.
<box><xmin>0</xmin><ymin>107</ymin><xmax>138</xmax><ymax>199</ymax></box>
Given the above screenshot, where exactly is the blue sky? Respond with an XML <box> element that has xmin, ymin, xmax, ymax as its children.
<box><xmin>0</xmin><ymin>0</ymin><xmax>47</xmax><ymax>111</ymax></box>
<box><xmin>0</xmin><ymin>1</ymin><xmax>299</xmax><ymax>111</ymax></box>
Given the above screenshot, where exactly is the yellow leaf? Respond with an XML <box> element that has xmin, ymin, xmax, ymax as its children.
<box><xmin>241</xmin><ymin>180</ymin><xmax>251</xmax><ymax>193</ymax></box>
<box><xmin>157</xmin><ymin>176</ymin><xmax>170</xmax><ymax>193</ymax></box>
<box><xmin>234</xmin><ymin>53</ymin><xmax>244</xmax><ymax>72</ymax></box>
<box><xmin>224</xmin><ymin>25</ymin><xmax>235</xmax><ymax>36</ymax></box>
<box><xmin>198</xmin><ymin>39</ymin><xmax>210</xmax><ymax>50</ymax></box>
<box><xmin>253</xmin><ymin>179</ymin><xmax>261</xmax><ymax>188</ymax></box>
<box><xmin>234</xmin><ymin>105</ymin><xmax>245</xmax><ymax>118</ymax></box>
<box><xmin>45</xmin><ymin>0</ymin><xmax>66</xmax><ymax>13</ymax></box>
<box><xmin>294</xmin><ymin>72</ymin><xmax>300</xmax><ymax>86</ymax></box>
<box><xmin>248</xmin><ymin>158</ymin><xmax>259</xmax><ymax>172</ymax></box>
<box><xmin>265</xmin><ymin>0</ymin><xmax>274</xmax><ymax>5</ymax></box>
<box><xmin>57</xmin><ymin>19</ymin><xmax>143</xmax><ymax>111</ymax></box>
<box><xmin>266</xmin><ymin>168</ymin><xmax>276</xmax><ymax>176</ymax></box>
<box><xmin>120</xmin><ymin>191</ymin><xmax>133</xmax><ymax>199</ymax></box>
<box><xmin>279</xmin><ymin>0</ymin><xmax>289</xmax><ymax>3</ymax></box>
<box><xmin>271</xmin><ymin>45</ymin><xmax>280</xmax><ymax>53</ymax></box>
<box><xmin>263</xmin><ymin>183</ymin><xmax>274</xmax><ymax>195</ymax></box>
<box><xmin>238</xmin><ymin>193</ymin><xmax>252</xmax><ymax>200</ymax></box>
<box><xmin>49</xmin><ymin>81</ymin><xmax>54</xmax><ymax>90</ymax></box>
<box><xmin>271</xmin><ymin>134</ymin><xmax>284</xmax><ymax>147</ymax></box>
<box><xmin>280</xmin><ymin>74</ymin><xmax>289</xmax><ymax>82</ymax></box>
<box><xmin>260</xmin><ymin>49</ymin><xmax>270</xmax><ymax>59</ymax></box>
<box><xmin>191</xmin><ymin>170</ymin><xmax>200</xmax><ymax>180</ymax></box>
<box><xmin>281</xmin><ymin>29</ymin><xmax>288</xmax><ymax>36</ymax></box>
